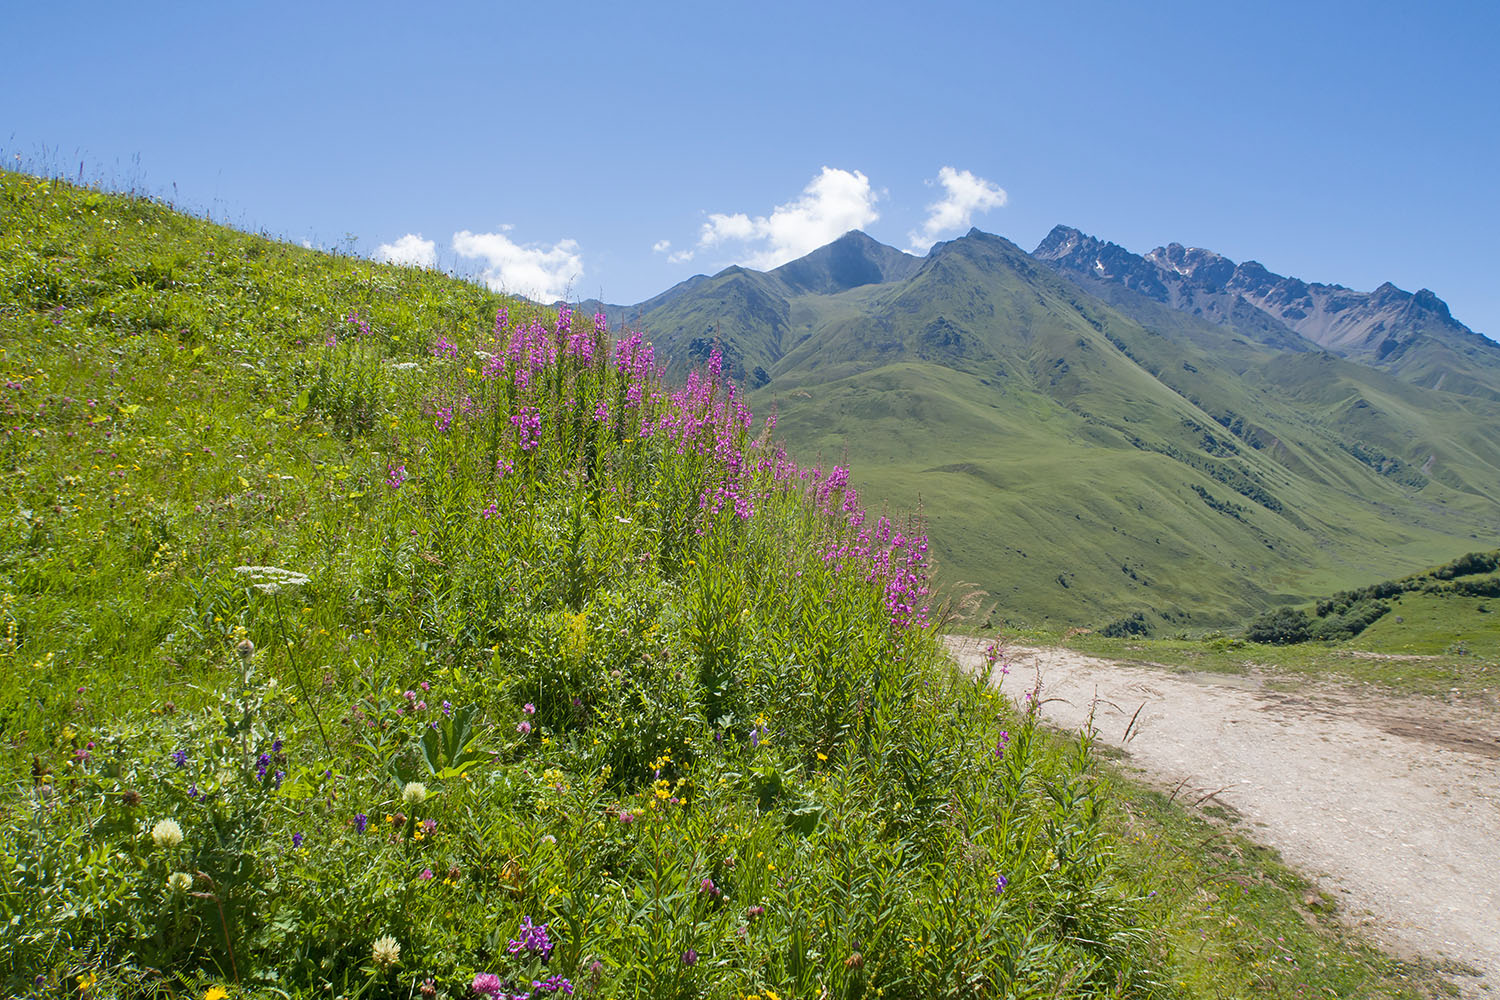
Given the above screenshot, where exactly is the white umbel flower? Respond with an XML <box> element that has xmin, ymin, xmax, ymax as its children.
<box><xmin>371</xmin><ymin>934</ymin><xmax>400</xmax><ymax>969</ymax></box>
<box><xmin>401</xmin><ymin>781</ymin><xmax>427</xmax><ymax>805</ymax></box>
<box><xmin>151</xmin><ymin>818</ymin><xmax>184</xmax><ymax>849</ymax></box>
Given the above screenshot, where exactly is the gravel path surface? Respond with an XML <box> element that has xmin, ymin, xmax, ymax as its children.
<box><xmin>946</xmin><ymin>639</ymin><xmax>1500</xmax><ymax>997</ymax></box>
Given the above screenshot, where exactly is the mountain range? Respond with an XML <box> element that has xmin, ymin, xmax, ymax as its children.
<box><xmin>582</xmin><ymin>227</ymin><xmax>1500</xmax><ymax>628</ymax></box>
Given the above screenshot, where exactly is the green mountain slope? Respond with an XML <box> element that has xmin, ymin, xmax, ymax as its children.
<box><xmin>621</xmin><ymin>229</ymin><xmax>1500</xmax><ymax>626</ymax></box>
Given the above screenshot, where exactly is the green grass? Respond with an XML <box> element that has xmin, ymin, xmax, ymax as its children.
<box><xmin>1013</xmin><ymin>590</ymin><xmax>1499</xmax><ymax>701</ymax></box>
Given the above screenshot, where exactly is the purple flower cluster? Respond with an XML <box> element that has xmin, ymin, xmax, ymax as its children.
<box><xmin>472</xmin><ymin>973</ymin><xmax>573</xmax><ymax>1000</ymax></box>
<box><xmin>506</xmin><ymin>916</ymin><xmax>554</xmax><ymax>960</ymax></box>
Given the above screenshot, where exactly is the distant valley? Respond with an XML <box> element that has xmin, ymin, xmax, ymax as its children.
<box><xmin>582</xmin><ymin>227</ymin><xmax>1500</xmax><ymax>628</ymax></box>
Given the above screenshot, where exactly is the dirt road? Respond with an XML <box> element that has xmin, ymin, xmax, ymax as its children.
<box><xmin>946</xmin><ymin>639</ymin><xmax>1500</xmax><ymax>996</ymax></box>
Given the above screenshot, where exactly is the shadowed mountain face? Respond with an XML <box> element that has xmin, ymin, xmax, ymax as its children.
<box><xmin>769</xmin><ymin>230</ymin><xmax>924</xmax><ymax>295</ymax></box>
<box><xmin>1035</xmin><ymin>225</ymin><xmax>1500</xmax><ymax>398</ymax></box>
<box><xmin>599</xmin><ymin>229</ymin><xmax>1500</xmax><ymax>627</ymax></box>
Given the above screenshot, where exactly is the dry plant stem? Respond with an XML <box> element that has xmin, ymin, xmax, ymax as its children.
<box><xmin>270</xmin><ymin>591</ymin><xmax>333</xmax><ymax>758</ymax></box>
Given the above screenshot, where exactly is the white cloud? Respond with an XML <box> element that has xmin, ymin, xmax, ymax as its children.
<box><xmin>694</xmin><ymin>167</ymin><xmax>880</xmax><ymax>270</ymax></box>
<box><xmin>452</xmin><ymin>228</ymin><xmax>583</xmax><ymax>302</ymax></box>
<box><xmin>652</xmin><ymin>239</ymin><xmax>672</xmax><ymax>253</ymax></box>
<box><xmin>666</xmin><ymin>248</ymin><xmax>696</xmax><ymax>265</ymax></box>
<box><xmin>908</xmin><ymin>167</ymin><xmax>1008</xmax><ymax>252</ymax></box>
<box><xmin>374</xmin><ymin>233</ymin><xmax>438</xmax><ymax>269</ymax></box>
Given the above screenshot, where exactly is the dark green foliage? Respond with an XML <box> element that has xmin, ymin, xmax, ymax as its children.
<box><xmin>1245</xmin><ymin>607</ymin><xmax>1312</xmax><ymax>645</ymax></box>
<box><xmin>1099</xmin><ymin>612</ymin><xmax>1151</xmax><ymax>638</ymax></box>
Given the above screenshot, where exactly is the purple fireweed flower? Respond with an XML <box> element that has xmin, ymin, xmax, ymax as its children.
<box><xmin>385</xmin><ymin>463</ymin><xmax>408</xmax><ymax>489</ymax></box>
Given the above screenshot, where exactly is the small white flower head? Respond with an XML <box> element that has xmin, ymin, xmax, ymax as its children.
<box><xmin>233</xmin><ymin>565</ymin><xmax>311</xmax><ymax>595</ymax></box>
<box><xmin>151</xmin><ymin>818</ymin><xmax>184</xmax><ymax>849</ymax></box>
<box><xmin>401</xmin><ymin>781</ymin><xmax>427</xmax><ymax>806</ymax></box>
<box><xmin>167</xmin><ymin>871</ymin><xmax>193</xmax><ymax>895</ymax></box>
<box><xmin>371</xmin><ymin>934</ymin><xmax>401</xmax><ymax>969</ymax></box>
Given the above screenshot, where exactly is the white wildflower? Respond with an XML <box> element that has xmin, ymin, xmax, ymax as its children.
<box><xmin>151</xmin><ymin>818</ymin><xmax>184</xmax><ymax>849</ymax></box>
<box><xmin>401</xmin><ymin>781</ymin><xmax>427</xmax><ymax>806</ymax></box>
<box><xmin>233</xmin><ymin>565</ymin><xmax>310</xmax><ymax>594</ymax></box>
<box><xmin>371</xmin><ymin>934</ymin><xmax>400</xmax><ymax>969</ymax></box>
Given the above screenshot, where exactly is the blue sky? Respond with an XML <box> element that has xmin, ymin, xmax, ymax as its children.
<box><xmin>7</xmin><ymin>1</ymin><xmax>1499</xmax><ymax>337</ymax></box>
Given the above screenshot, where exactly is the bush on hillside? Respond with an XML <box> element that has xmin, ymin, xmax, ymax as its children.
<box><xmin>1245</xmin><ymin>607</ymin><xmax>1312</xmax><ymax>644</ymax></box>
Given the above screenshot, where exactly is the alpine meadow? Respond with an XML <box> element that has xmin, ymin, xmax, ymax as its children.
<box><xmin>0</xmin><ymin>169</ymin><xmax>1486</xmax><ymax>1000</ymax></box>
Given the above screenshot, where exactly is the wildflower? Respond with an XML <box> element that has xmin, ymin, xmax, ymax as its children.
<box><xmin>516</xmin><ymin>720</ymin><xmax>532</xmax><ymax>735</ymax></box>
<box><xmin>420</xmin><ymin>868</ymin><xmax>434</xmax><ymax>881</ymax></box>
<box><xmin>167</xmin><ymin>871</ymin><xmax>193</xmax><ymax>895</ymax></box>
<box><xmin>994</xmin><ymin>874</ymin><xmax>1009</xmax><ymax>895</ymax></box>
<box><xmin>471</xmin><ymin>972</ymin><xmax>503</xmax><ymax>998</ymax></box>
<box><xmin>422</xmin><ymin>818</ymin><xmax>438</xmax><ymax>836</ymax></box>
<box><xmin>204</xmin><ymin>987</ymin><xmax>228</xmax><ymax>1000</ymax></box>
<box><xmin>292</xmin><ymin>832</ymin><xmax>304</xmax><ymax>849</ymax></box>
<box><xmin>506</xmin><ymin>916</ymin><xmax>554</xmax><ymax>959</ymax></box>
<box><xmin>235</xmin><ymin>639</ymin><xmax>255</xmax><ymax>662</ymax></box>
<box><xmin>354</xmin><ymin>812</ymin><xmax>368</xmax><ymax>833</ymax></box>
<box><xmin>421</xmin><ymin>979</ymin><xmax>437</xmax><ymax>998</ymax></box>
<box><xmin>747</xmin><ymin>905</ymin><xmax>765</xmax><ymax>920</ymax></box>
<box><xmin>233</xmin><ymin>565</ymin><xmax>310</xmax><ymax>594</ymax></box>
<box><xmin>170</xmin><ymin>748</ymin><xmax>188</xmax><ymax>768</ymax></box>
<box><xmin>120</xmin><ymin>788</ymin><xmax>141</xmax><ymax>807</ymax></box>
<box><xmin>151</xmin><ymin>818</ymin><xmax>184</xmax><ymax>849</ymax></box>
<box><xmin>402</xmin><ymin>781</ymin><xmax>427</xmax><ymax>805</ymax></box>
<box><xmin>523</xmin><ymin>702</ymin><xmax>536</xmax><ymax>714</ymax></box>
<box><xmin>371</xmin><ymin>934</ymin><xmax>400</xmax><ymax>970</ymax></box>
<box><xmin>682</xmin><ymin>949</ymin><xmax>698</xmax><ymax>966</ymax></box>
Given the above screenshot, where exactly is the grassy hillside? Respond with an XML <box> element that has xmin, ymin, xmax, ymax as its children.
<box><xmin>0</xmin><ymin>172</ymin><xmax>1177</xmax><ymax>997</ymax></box>
<box><xmin>618</xmin><ymin>230</ymin><xmax>1500</xmax><ymax>627</ymax></box>
<box><xmin>1048</xmin><ymin>551</ymin><xmax>1499</xmax><ymax>699</ymax></box>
